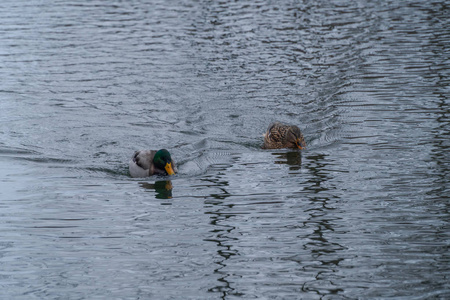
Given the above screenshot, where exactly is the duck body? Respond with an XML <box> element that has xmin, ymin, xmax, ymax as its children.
<box><xmin>129</xmin><ymin>149</ymin><xmax>177</xmax><ymax>178</ymax></box>
<box><xmin>263</xmin><ymin>122</ymin><xmax>306</xmax><ymax>149</ymax></box>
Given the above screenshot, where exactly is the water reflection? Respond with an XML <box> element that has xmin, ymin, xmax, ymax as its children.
<box><xmin>301</xmin><ymin>154</ymin><xmax>346</xmax><ymax>295</ymax></box>
<box><xmin>0</xmin><ymin>0</ymin><xmax>448</xmax><ymax>298</ymax></box>
<box><xmin>202</xmin><ymin>178</ymin><xmax>238</xmax><ymax>297</ymax></box>
<box><xmin>272</xmin><ymin>151</ymin><xmax>302</xmax><ymax>170</ymax></box>
<box><xmin>138</xmin><ymin>180</ymin><xmax>173</xmax><ymax>199</ymax></box>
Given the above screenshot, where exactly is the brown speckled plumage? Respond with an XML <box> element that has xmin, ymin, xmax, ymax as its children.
<box><xmin>263</xmin><ymin>122</ymin><xmax>306</xmax><ymax>149</ymax></box>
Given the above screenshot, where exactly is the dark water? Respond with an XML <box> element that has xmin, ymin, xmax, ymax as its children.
<box><xmin>1</xmin><ymin>0</ymin><xmax>449</xmax><ymax>299</ymax></box>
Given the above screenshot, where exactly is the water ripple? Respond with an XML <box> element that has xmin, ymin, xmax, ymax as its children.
<box><xmin>0</xmin><ymin>0</ymin><xmax>449</xmax><ymax>299</ymax></box>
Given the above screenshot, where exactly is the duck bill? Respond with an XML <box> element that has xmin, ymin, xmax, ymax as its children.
<box><xmin>296</xmin><ymin>140</ymin><xmax>306</xmax><ymax>150</ymax></box>
<box><xmin>165</xmin><ymin>162</ymin><xmax>175</xmax><ymax>175</ymax></box>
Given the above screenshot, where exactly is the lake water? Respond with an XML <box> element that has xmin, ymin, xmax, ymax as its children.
<box><xmin>1</xmin><ymin>0</ymin><xmax>449</xmax><ymax>299</ymax></box>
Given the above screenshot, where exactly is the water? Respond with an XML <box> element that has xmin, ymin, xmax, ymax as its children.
<box><xmin>1</xmin><ymin>0</ymin><xmax>449</xmax><ymax>299</ymax></box>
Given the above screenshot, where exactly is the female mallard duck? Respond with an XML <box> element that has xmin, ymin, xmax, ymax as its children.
<box><xmin>263</xmin><ymin>122</ymin><xmax>306</xmax><ymax>149</ymax></box>
<box><xmin>129</xmin><ymin>149</ymin><xmax>177</xmax><ymax>178</ymax></box>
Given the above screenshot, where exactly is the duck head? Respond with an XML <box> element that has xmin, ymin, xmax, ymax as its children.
<box><xmin>153</xmin><ymin>149</ymin><xmax>175</xmax><ymax>175</ymax></box>
<box><xmin>286</xmin><ymin>126</ymin><xmax>306</xmax><ymax>150</ymax></box>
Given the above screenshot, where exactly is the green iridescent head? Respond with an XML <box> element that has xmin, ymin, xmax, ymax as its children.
<box><xmin>153</xmin><ymin>149</ymin><xmax>175</xmax><ymax>175</ymax></box>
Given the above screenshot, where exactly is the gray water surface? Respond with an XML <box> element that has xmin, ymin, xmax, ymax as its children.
<box><xmin>1</xmin><ymin>0</ymin><xmax>449</xmax><ymax>299</ymax></box>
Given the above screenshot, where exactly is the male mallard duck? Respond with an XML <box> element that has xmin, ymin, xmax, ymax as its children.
<box><xmin>263</xmin><ymin>122</ymin><xmax>306</xmax><ymax>149</ymax></box>
<box><xmin>129</xmin><ymin>149</ymin><xmax>177</xmax><ymax>178</ymax></box>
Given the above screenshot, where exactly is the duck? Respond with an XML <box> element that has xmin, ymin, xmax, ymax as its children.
<box><xmin>263</xmin><ymin>122</ymin><xmax>306</xmax><ymax>149</ymax></box>
<box><xmin>129</xmin><ymin>149</ymin><xmax>177</xmax><ymax>178</ymax></box>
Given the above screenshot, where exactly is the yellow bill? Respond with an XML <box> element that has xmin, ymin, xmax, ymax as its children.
<box><xmin>165</xmin><ymin>162</ymin><xmax>175</xmax><ymax>175</ymax></box>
